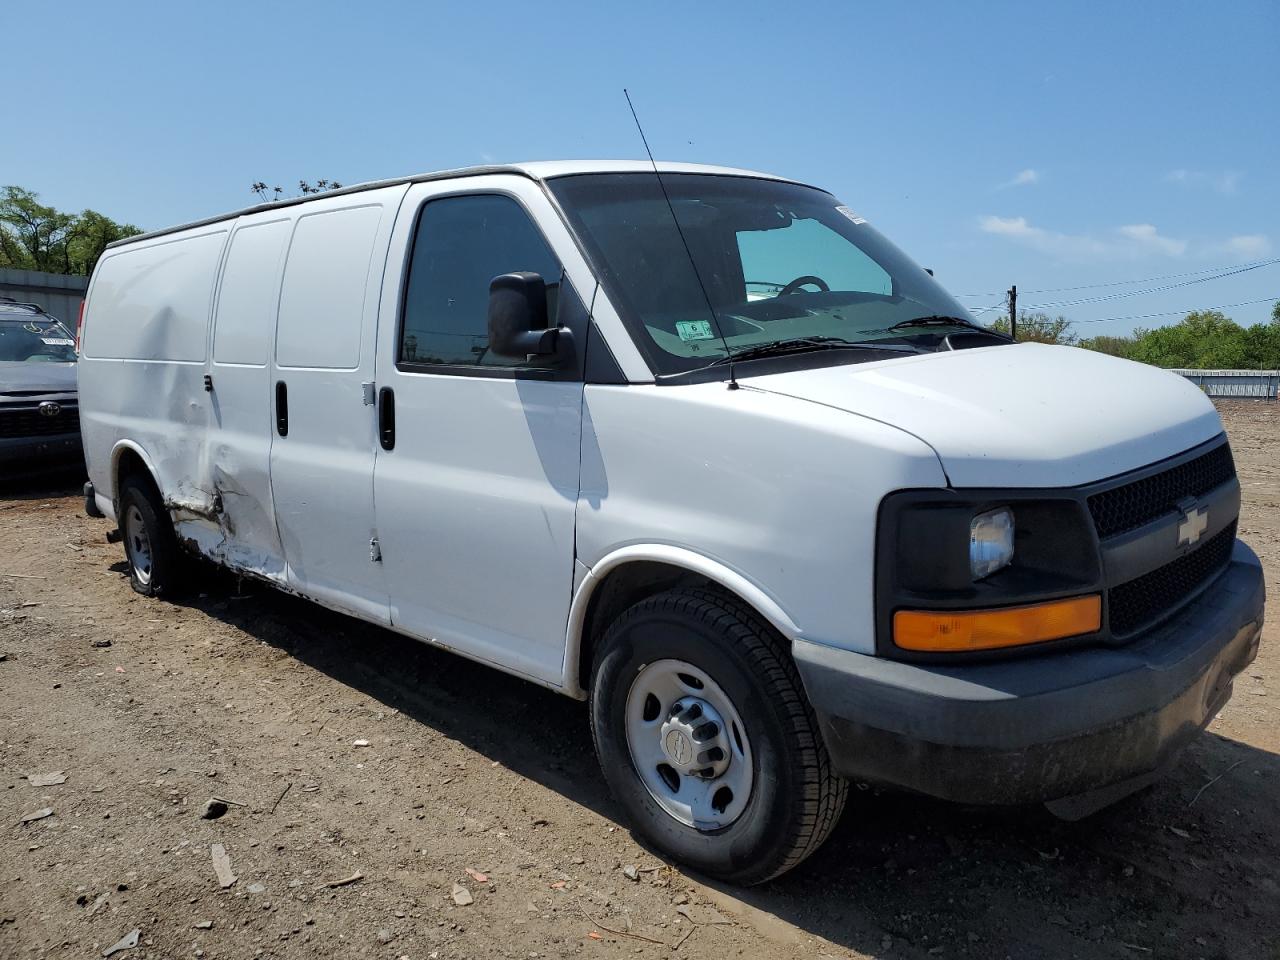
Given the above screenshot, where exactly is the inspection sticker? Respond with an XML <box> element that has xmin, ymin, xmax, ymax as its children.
<box><xmin>835</xmin><ymin>205</ymin><xmax>867</xmax><ymax>225</ymax></box>
<box><xmin>41</xmin><ymin>337</ymin><xmax>74</xmax><ymax>346</ymax></box>
<box><xmin>675</xmin><ymin>320</ymin><xmax>716</xmax><ymax>342</ymax></box>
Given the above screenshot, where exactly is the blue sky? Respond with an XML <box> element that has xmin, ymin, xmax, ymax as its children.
<box><xmin>6</xmin><ymin>0</ymin><xmax>1276</xmax><ymax>334</ymax></box>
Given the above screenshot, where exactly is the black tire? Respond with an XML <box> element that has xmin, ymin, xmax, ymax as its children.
<box><xmin>589</xmin><ymin>587</ymin><xmax>847</xmax><ymax>885</ymax></box>
<box><xmin>119</xmin><ymin>474</ymin><xmax>188</xmax><ymax>598</ymax></box>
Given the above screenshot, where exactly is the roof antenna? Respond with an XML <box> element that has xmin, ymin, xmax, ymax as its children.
<box><xmin>623</xmin><ymin>88</ymin><xmax>737</xmax><ymax>389</ymax></box>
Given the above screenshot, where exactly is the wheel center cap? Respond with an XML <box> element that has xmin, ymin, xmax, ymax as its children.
<box><xmin>663</xmin><ymin>729</ymin><xmax>693</xmax><ymax>765</ymax></box>
<box><xmin>656</xmin><ymin>697</ymin><xmax>734</xmax><ymax>779</ymax></box>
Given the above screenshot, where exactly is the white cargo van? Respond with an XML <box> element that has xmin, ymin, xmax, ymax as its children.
<box><xmin>78</xmin><ymin>162</ymin><xmax>1264</xmax><ymax>883</ymax></box>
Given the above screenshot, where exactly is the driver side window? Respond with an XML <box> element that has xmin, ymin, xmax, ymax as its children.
<box><xmin>400</xmin><ymin>194</ymin><xmax>562</xmax><ymax>368</ymax></box>
<box><xmin>737</xmin><ymin>218</ymin><xmax>892</xmax><ymax>298</ymax></box>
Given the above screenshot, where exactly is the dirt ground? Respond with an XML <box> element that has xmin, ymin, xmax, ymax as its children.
<box><xmin>1</xmin><ymin>401</ymin><xmax>1277</xmax><ymax>960</ymax></box>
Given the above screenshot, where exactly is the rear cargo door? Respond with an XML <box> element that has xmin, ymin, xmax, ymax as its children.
<box><xmin>268</xmin><ymin>187</ymin><xmax>407</xmax><ymax>622</ymax></box>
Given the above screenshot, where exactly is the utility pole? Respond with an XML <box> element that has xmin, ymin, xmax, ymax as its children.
<box><xmin>1008</xmin><ymin>285</ymin><xmax>1018</xmax><ymax>340</ymax></box>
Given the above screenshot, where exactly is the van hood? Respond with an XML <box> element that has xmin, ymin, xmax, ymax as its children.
<box><xmin>0</xmin><ymin>360</ymin><xmax>78</xmax><ymax>395</ymax></box>
<box><xmin>746</xmin><ymin>343</ymin><xmax>1223</xmax><ymax>488</ymax></box>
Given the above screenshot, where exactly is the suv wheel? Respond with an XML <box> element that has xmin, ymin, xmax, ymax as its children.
<box><xmin>590</xmin><ymin>587</ymin><xmax>847</xmax><ymax>885</ymax></box>
<box><xmin>119</xmin><ymin>475</ymin><xmax>188</xmax><ymax>597</ymax></box>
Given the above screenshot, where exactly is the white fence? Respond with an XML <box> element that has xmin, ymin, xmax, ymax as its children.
<box><xmin>1171</xmin><ymin>369</ymin><xmax>1280</xmax><ymax>401</ymax></box>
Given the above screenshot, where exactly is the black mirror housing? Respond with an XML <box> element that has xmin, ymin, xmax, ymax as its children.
<box><xmin>488</xmin><ymin>272</ymin><xmax>559</xmax><ymax>358</ymax></box>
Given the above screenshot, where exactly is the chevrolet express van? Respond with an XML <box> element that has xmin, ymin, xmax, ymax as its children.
<box><xmin>78</xmin><ymin>162</ymin><xmax>1265</xmax><ymax>884</ymax></box>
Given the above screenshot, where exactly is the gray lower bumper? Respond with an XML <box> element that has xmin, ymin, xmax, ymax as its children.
<box><xmin>795</xmin><ymin>541</ymin><xmax>1265</xmax><ymax>805</ymax></box>
<box><xmin>0</xmin><ymin>433</ymin><xmax>83</xmax><ymax>469</ymax></box>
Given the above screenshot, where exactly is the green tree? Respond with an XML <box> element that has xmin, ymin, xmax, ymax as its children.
<box><xmin>1240</xmin><ymin>314</ymin><xmax>1280</xmax><ymax>369</ymax></box>
<box><xmin>0</xmin><ymin>186</ymin><xmax>141</xmax><ymax>276</ymax></box>
<box><xmin>1123</xmin><ymin>310</ymin><xmax>1248</xmax><ymax>368</ymax></box>
<box><xmin>1077</xmin><ymin>333</ymin><xmax>1138</xmax><ymax>358</ymax></box>
<box><xmin>66</xmin><ymin>209</ymin><xmax>143</xmax><ymax>275</ymax></box>
<box><xmin>1086</xmin><ymin>309</ymin><xmax>1280</xmax><ymax>370</ymax></box>
<box><xmin>988</xmin><ymin>303</ymin><xmax>1280</xmax><ymax>368</ymax></box>
<box><xmin>989</xmin><ymin>310</ymin><xmax>1078</xmax><ymax>345</ymax></box>
<box><xmin>0</xmin><ymin>186</ymin><xmax>76</xmax><ymax>272</ymax></box>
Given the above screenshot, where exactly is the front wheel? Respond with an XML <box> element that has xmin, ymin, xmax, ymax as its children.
<box><xmin>589</xmin><ymin>588</ymin><xmax>847</xmax><ymax>885</ymax></box>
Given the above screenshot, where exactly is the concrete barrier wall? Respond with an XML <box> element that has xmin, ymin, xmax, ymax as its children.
<box><xmin>0</xmin><ymin>267</ymin><xmax>89</xmax><ymax>327</ymax></box>
<box><xmin>1172</xmin><ymin>369</ymin><xmax>1280</xmax><ymax>400</ymax></box>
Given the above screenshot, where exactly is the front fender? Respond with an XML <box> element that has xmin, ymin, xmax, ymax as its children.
<box><xmin>560</xmin><ymin>543</ymin><xmax>802</xmax><ymax>698</ymax></box>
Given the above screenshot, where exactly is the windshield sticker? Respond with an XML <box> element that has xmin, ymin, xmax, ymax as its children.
<box><xmin>835</xmin><ymin>205</ymin><xmax>867</xmax><ymax>225</ymax></box>
<box><xmin>675</xmin><ymin>320</ymin><xmax>717</xmax><ymax>342</ymax></box>
<box><xmin>41</xmin><ymin>337</ymin><xmax>74</xmax><ymax>346</ymax></box>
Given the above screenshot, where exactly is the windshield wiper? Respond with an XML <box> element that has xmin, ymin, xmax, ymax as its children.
<box><xmin>889</xmin><ymin>315</ymin><xmax>984</xmax><ymax>332</ymax></box>
<box><xmin>710</xmin><ymin>336</ymin><xmax>919</xmax><ymax>365</ymax></box>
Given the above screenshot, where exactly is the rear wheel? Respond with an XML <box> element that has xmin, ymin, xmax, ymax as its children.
<box><xmin>590</xmin><ymin>587</ymin><xmax>847</xmax><ymax>885</ymax></box>
<box><xmin>119</xmin><ymin>475</ymin><xmax>188</xmax><ymax>597</ymax></box>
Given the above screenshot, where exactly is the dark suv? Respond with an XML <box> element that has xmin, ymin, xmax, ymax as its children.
<box><xmin>0</xmin><ymin>297</ymin><xmax>83</xmax><ymax>475</ymax></box>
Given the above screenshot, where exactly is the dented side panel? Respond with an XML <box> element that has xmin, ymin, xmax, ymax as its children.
<box><xmin>79</xmin><ymin>227</ymin><xmax>230</xmax><ymax>548</ymax></box>
<box><xmin>200</xmin><ymin>215</ymin><xmax>295</xmax><ymax>581</ymax></box>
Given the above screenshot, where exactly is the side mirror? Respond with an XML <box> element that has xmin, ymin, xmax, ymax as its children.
<box><xmin>487</xmin><ymin>272</ymin><xmax>559</xmax><ymax>358</ymax></box>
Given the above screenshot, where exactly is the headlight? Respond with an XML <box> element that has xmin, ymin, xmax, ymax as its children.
<box><xmin>969</xmin><ymin>507</ymin><xmax>1014</xmax><ymax>580</ymax></box>
<box><xmin>877</xmin><ymin>491</ymin><xmax>1101</xmax><ymax>659</ymax></box>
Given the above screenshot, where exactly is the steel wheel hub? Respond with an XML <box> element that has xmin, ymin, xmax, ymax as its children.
<box><xmin>125</xmin><ymin>504</ymin><xmax>153</xmax><ymax>586</ymax></box>
<box><xmin>624</xmin><ymin>659</ymin><xmax>753</xmax><ymax>831</ymax></box>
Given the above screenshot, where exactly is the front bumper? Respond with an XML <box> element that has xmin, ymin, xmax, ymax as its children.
<box><xmin>0</xmin><ymin>433</ymin><xmax>84</xmax><ymax>469</ymax></box>
<box><xmin>794</xmin><ymin>540</ymin><xmax>1265</xmax><ymax>806</ymax></box>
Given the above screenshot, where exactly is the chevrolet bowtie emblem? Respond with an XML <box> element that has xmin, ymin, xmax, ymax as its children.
<box><xmin>1177</xmin><ymin>504</ymin><xmax>1209</xmax><ymax>546</ymax></box>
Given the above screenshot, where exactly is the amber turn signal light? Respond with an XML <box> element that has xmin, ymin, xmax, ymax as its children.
<box><xmin>893</xmin><ymin>595</ymin><xmax>1102</xmax><ymax>652</ymax></box>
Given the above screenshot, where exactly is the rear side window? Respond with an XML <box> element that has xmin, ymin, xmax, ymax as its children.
<box><xmin>83</xmin><ymin>230</ymin><xmax>226</xmax><ymax>362</ymax></box>
<box><xmin>400</xmin><ymin>194</ymin><xmax>561</xmax><ymax>368</ymax></box>
<box><xmin>213</xmin><ymin>219</ymin><xmax>290</xmax><ymax>366</ymax></box>
<box><xmin>276</xmin><ymin>205</ymin><xmax>382</xmax><ymax>369</ymax></box>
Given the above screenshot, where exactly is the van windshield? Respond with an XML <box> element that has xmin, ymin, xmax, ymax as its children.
<box><xmin>0</xmin><ymin>317</ymin><xmax>77</xmax><ymax>363</ymax></box>
<box><xmin>548</xmin><ymin>173</ymin><xmax>978</xmax><ymax>376</ymax></box>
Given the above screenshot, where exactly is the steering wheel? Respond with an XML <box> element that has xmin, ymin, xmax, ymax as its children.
<box><xmin>777</xmin><ymin>275</ymin><xmax>830</xmax><ymax>296</ymax></box>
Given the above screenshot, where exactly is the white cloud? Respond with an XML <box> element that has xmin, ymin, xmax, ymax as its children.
<box><xmin>980</xmin><ymin>215</ymin><xmax>1267</xmax><ymax>263</ymax></box>
<box><xmin>978</xmin><ymin>215</ymin><xmax>1036</xmax><ymax>237</ymax></box>
<box><xmin>999</xmin><ymin>169</ymin><xmax>1040</xmax><ymax>189</ymax></box>
<box><xmin>1116</xmin><ymin>223</ymin><xmax>1187</xmax><ymax>257</ymax></box>
<box><xmin>1215</xmin><ymin>234</ymin><xmax>1272</xmax><ymax>259</ymax></box>
<box><xmin>1217</xmin><ymin>171</ymin><xmax>1242</xmax><ymax>195</ymax></box>
<box><xmin>977</xmin><ymin>215</ymin><xmax>1108</xmax><ymax>259</ymax></box>
<box><xmin>979</xmin><ymin>215</ymin><xmax>1190</xmax><ymax>260</ymax></box>
<box><xmin>1164</xmin><ymin>168</ymin><xmax>1241</xmax><ymax>195</ymax></box>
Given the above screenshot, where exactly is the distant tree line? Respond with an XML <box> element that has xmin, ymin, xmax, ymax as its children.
<box><xmin>991</xmin><ymin>304</ymin><xmax>1280</xmax><ymax>369</ymax></box>
<box><xmin>1</xmin><ymin>180</ymin><xmax>347</xmax><ymax>278</ymax></box>
<box><xmin>0</xmin><ymin>186</ymin><xmax>141</xmax><ymax>276</ymax></box>
<box><xmin>250</xmin><ymin>180</ymin><xmax>343</xmax><ymax>203</ymax></box>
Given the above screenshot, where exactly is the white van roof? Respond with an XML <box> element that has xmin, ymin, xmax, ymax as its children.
<box><xmin>107</xmin><ymin>161</ymin><xmax>818</xmax><ymax>251</ymax></box>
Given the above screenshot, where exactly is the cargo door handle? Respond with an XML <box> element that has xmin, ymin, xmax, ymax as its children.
<box><xmin>275</xmin><ymin>381</ymin><xmax>289</xmax><ymax>437</ymax></box>
<box><xmin>378</xmin><ymin>387</ymin><xmax>395</xmax><ymax>450</ymax></box>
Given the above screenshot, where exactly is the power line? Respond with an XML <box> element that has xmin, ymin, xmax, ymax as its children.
<box><xmin>1026</xmin><ymin>259</ymin><xmax>1278</xmax><ymax>294</ymax></box>
<box><xmin>969</xmin><ymin>301</ymin><xmax>1007</xmax><ymax>316</ymax></box>
<box><xmin>1069</xmin><ymin>296</ymin><xmax>1278</xmax><ymax>325</ymax></box>
<box><xmin>953</xmin><ymin>256</ymin><xmax>1280</xmax><ymax>298</ymax></box>
<box><xmin>1022</xmin><ymin>258</ymin><xmax>1280</xmax><ymax>310</ymax></box>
